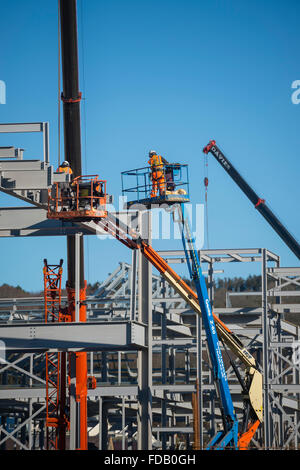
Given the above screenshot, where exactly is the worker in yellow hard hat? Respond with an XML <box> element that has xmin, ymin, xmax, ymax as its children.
<box><xmin>148</xmin><ymin>150</ymin><xmax>167</xmax><ymax>197</ymax></box>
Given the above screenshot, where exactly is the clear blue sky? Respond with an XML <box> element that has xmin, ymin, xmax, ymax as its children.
<box><xmin>0</xmin><ymin>0</ymin><xmax>299</xmax><ymax>291</ymax></box>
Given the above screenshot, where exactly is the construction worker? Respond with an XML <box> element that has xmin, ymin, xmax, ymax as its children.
<box><xmin>56</xmin><ymin>161</ymin><xmax>73</xmax><ymax>210</ymax></box>
<box><xmin>56</xmin><ymin>160</ymin><xmax>73</xmax><ymax>175</ymax></box>
<box><xmin>92</xmin><ymin>180</ymin><xmax>105</xmax><ymax>208</ymax></box>
<box><xmin>148</xmin><ymin>150</ymin><xmax>167</xmax><ymax>197</ymax></box>
<box><xmin>77</xmin><ymin>179</ymin><xmax>105</xmax><ymax>210</ymax></box>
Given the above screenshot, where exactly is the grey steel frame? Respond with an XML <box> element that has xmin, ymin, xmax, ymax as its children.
<box><xmin>0</xmin><ymin>135</ymin><xmax>299</xmax><ymax>449</ymax></box>
<box><xmin>0</xmin><ymin>249</ymin><xmax>299</xmax><ymax>450</ymax></box>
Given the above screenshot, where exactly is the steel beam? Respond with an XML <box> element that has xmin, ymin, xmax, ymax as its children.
<box><xmin>137</xmin><ymin>210</ymin><xmax>152</xmax><ymax>450</ymax></box>
<box><xmin>153</xmin><ymin>427</ymin><xmax>193</xmax><ymax>433</ymax></box>
<box><xmin>0</xmin><ymin>321</ymin><xmax>146</xmax><ymax>351</ymax></box>
<box><xmin>0</xmin><ymin>122</ymin><xmax>49</xmax><ymax>163</ymax></box>
<box><xmin>0</xmin><ymin>248</ymin><xmax>299</xmax><ymax>449</ymax></box>
<box><xmin>262</xmin><ymin>249</ymin><xmax>271</xmax><ymax>448</ymax></box>
<box><xmin>0</xmin><ymin>207</ymin><xmax>100</xmax><ymax>237</ymax></box>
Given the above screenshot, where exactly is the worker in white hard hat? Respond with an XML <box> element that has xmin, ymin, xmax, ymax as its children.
<box><xmin>55</xmin><ymin>161</ymin><xmax>73</xmax><ymax>210</ymax></box>
<box><xmin>57</xmin><ymin>160</ymin><xmax>73</xmax><ymax>175</ymax></box>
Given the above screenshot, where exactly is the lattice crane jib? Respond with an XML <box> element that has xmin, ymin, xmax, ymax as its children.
<box><xmin>43</xmin><ymin>259</ymin><xmax>68</xmax><ymax>450</ymax></box>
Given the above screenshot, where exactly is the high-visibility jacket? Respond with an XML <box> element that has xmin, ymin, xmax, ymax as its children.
<box><xmin>148</xmin><ymin>154</ymin><xmax>164</xmax><ymax>170</ymax></box>
<box><xmin>94</xmin><ymin>182</ymin><xmax>104</xmax><ymax>196</ymax></box>
<box><xmin>57</xmin><ymin>165</ymin><xmax>73</xmax><ymax>175</ymax></box>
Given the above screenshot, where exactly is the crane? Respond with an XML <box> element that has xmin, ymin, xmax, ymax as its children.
<box><xmin>203</xmin><ymin>140</ymin><xmax>300</xmax><ymax>260</ymax></box>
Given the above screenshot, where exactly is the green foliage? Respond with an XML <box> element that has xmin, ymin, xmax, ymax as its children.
<box><xmin>215</xmin><ymin>275</ymin><xmax>261</xmax><ymax>292</ymax></box>
<box><xmin>0</xmin><ymin>283</ymin><xmax>33</xmax><ymax>298</ymax></box>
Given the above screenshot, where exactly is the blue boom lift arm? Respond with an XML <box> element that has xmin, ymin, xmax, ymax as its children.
<box><xmin>81</xmin><ymin>211</ymin><xmax>262</xmax><ymax>449</ymax></box>
<box><xmin>175</xmin><ymin>203</ymin><xmax>238</xmax><ymax>449</ymax></box>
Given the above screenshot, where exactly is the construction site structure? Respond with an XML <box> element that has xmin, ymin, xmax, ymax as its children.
<box><xmin>120</xmin><ymin>163</ymin><xmax>265</xmax><ymax>449</ymax></box>
<box><xmin>0</xmin><ymin>0</ymin><xmax>299</xmax><ymax>452</ymax></box>
<box><xmin>2</xmin><ymin>123</ymin><xmax>298</xmax><ymax>448</ymax></box>
<box><xmin>0</xmin><ymin>247</ymin><xmax>299</xmax><ymax>450</ymax></box>
<box><xmin>176</xmin><ymin>203</ymin><xmax>239</xmax><ymax>449</ymax></box>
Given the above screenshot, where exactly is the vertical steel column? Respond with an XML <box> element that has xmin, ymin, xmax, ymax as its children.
<box><xmin>262</xmin><ymin>248</ymin><xmax>271</xmax><ymax>448</ymax></box>
<box><xmin>69</xmin><ymin>355</ymin><xmax>77</xmax><ymax>450</ymax></box>
<box><xmin>185</xmin><ymin>349</ymin><xmax>190</xmax><ymax>383</ymax></box>
<box><xmin>196</xmin><ymin>315</ymin><xmax>203</xmax><ymax>448</ymax></box>
<box><xmin>173</xmin><ymin>349</ymin><xmax>177</xmax><ymax>384</ymax></box>
<box><xmin>170</xmin><ymin>413</ymin><xmax>175</xmax><ymax>448</ymax></box>
<box><xmin>137</xmin><ymin>211</ymin><xmax>152</xmax><ymax>450</ymax></box>
<box><xmin>161</xmin><ymin>279</ymin><xmax>167</xmax><ymax>450</ymax></box>
<box><xmin>59</xmin><ymin>351</ymin><xmax>67</xmax><ymax>450</ymax></box>
<box><xmin>192</xmin><ymin>379</ymin><xmax>200</xmax><ymax>449</ymax></box>
<box><xmin>101</xmin><ymin>400</ymin><xmax>109</xmax><ymax>450</ymax></box>
<box><xmin>130</xmin><ymin>250</ymin><xmax>138</xmax><ymax>321</ymax></box>
<box><xmin>197</xmin><ymin>251</ymin><xmax>207</xmax><ymax>448</ymax></box>
<box><xmin>98</xmin><ymin>397</ymin><xmax>102</xmax><ymax>450</ymax></box>
<box><xmin>169</xmin><ymin>349</ymin><xmax>175</xmax><ymax>385</ymax></box>
<box><xmin>75</xmin><ymin>232</ymin><xmax>82</xmax><ymax>323</ymax></box>
<box><xmin>128</xmin><ymin>421</ymin><xmax>133</xmax><ymax>450</ymax></box>
<box><xmin>295</xmin><ymin>328</ymin><xmax>300</xmax><ymax>449</ymax></box>
<box><xmin>275</xmin><ymin>255</ymin><xmax>284</xmax><ymax>447</ymax></box>
<box><xmin>161</xmin><ymin>281</ymin><xmax>167</xmax><ymax>385</ymax></box>
<box><xmin>42</xmin><ymin>122</ymin><xmax>50</xmax><ymax>164</ymax></box>
<box><xmin>28</xmin><ymin>355</ymin><xmax>33</xmax><ymax>450</ymax></box>
<box><xmin>296</xmin><ymin>328</ymin><xmax>300</xmax><ymax>450</ymax></box>
<box><xmin>90</xmin><ymin>352</ymin><xmax>94</xmax><ymax>377</ymax></box>
<box><xmin>122</xmin><ymin>397</ymin><xmax>126</xmax><ymax>450</ymax></box>
<box><xmin>101</xmin><ymin>352</ymin><xmax>107</xmax><ymax>382</ymax></box>
<box><xmin>118</xmin><ymin>352</ymin><xmax>122</xmax><ymax>384</ymax></box>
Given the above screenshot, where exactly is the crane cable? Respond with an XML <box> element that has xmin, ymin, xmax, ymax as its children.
<box><xmin>204</xmin><ymin>153</ymin><xmax>209</xmax><ymax>249</ymax></box>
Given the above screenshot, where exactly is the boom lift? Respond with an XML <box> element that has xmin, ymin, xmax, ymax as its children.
<box><xmin>47</xmin><ymin>175</ymin><xmax>263</xmax><ymax>449</ymax></box>
<box><xmin>92</xmin><ymin>212</ymin><xmax>263</xmax><ymax>449</ymax></box>
<box><xmin>203</xmin><ymin>140</ymin><xmax>300</xmax><ymax>260</ymax></box>
<box><xmin>174</xmin><ymin>204</ymin><xmax>263</xmax><ymax>448</ymax></box>
<box><xmin>48</xmin><ymin>175</ymin><xmax>107</xmax><ymax>220</ymax></box>
<box><xmin>121</xmin><ymin>162</ymin><xmax>263</xmax><ymax>447</ymax></box>
<box><xmin>176</xmin><ymin>203</ymin><xmax>238</xmax><ymax>448</ymax></box>
<box><xmin>121</xmin><ymin>163</ymin><xmax>190</xmax><ymax>208</ymax></box>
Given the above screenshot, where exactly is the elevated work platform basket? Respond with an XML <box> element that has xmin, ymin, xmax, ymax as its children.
<box><xmin>121</xmin><ymin>164</ymin><xmax>190</xmax><ymax>209</ymax></box>
<box><xmin>47</xmin><ymin>175</ymin><xmax>107</xmax><ymax>220</ymax></box>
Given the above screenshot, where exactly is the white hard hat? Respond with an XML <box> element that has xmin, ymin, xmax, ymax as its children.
<box><xmin>149</xmin><ymin>150</ymin><xmax>156</xmax><ymax>155</ymax></box>
<box><xmin>62</xmin><ymin>161</ymin><xmax>70</xmax><ymax>166</ymax></box>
